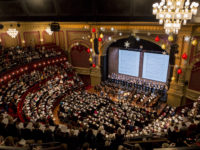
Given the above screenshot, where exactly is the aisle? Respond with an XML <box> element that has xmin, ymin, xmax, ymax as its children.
<box><xmin>53</xmin><ymin>105</ymin><xmax>61</xmax><ymax>125</ymax></box>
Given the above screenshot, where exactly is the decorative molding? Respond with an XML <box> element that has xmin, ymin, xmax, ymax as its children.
<box><xmin>90</xmin><ymin>68</ymin><xmax>102</xmax><ymax>78</ymax></box>
<box><xmin>74</xmin><ymin>67</ymin><xmax>91</xmax><ymax>75</ymax></box>
<box><xmin>185</xmin><ymin>88</ymin><xmax>200</xmax><ymax>101</ymax></box>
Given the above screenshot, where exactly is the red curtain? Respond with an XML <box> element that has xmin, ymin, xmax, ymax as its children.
<box><xmin>70</xmin><ymin>45</ymin><xmax>90</xmax><ymax>68</ymax></box>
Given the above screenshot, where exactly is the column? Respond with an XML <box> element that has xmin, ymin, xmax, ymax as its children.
<box><xmin>178</xmin><ymin>35</ymin><xmax>190</xmax><ymax>85</ymax></box>
<box><xmin>39</xmin><ymin>31</ymin><xmax>43</xmax><ymax>45</ymax></box>
<box><xmin>19</xmin><ymin>32</ymin><xmax>25</xmax><ymax>47</ymax></box>
<box><xmin>63</xmin><ymin>29</ymin><xmax>68</xmax><ymax>51</ymax></box>
<box><xmin>90</xmin><ymin>67</ymin><xmax>102</xmax><ymax>86</ymax></box>
<box><xmin>167</xmin><ymin>34</ymin><xmax>185</xmax><ymax>106</ymax></box>
<box><xmin>55</xmin><ymin>32</ymin><xmax>59</xmax><ymax>46</ymax></box>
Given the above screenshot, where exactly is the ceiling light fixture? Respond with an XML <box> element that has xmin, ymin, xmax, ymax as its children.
<box><xmin>152</xmin><ymin>0</ymin><xmax>199</xmax><ymax>34</ymax></box>
<box><xmin>45</xmin><ymin>27</ymin><xmax>53</xmax><ymax>35</ymax></box>
<box><xmin>7</xmin><ymin>28</ymin><xmax>18</xmax><ymax>38</ymax></box>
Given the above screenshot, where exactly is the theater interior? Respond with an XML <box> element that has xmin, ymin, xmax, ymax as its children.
<box><xmin>0</xmin><ymin>0</ymin><xmax>200</xmax><ymax>150</ymax></box>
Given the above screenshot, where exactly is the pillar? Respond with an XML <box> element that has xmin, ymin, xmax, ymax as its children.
<box><xmin>167</xmin><ymin>33</ymin><xmax>191</xmax><ymax>106</ymax></box>
<box><xmin>90</xmin><ymin>67</ymin><xmax>101</xmax><ymax>86</ymax></box>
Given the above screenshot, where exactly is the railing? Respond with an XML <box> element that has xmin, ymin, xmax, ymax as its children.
<box><xmin>0</xmin><ymin>55</ymin><xmax>67</xmax><ymax>85</ymax></box>
<box><xmin>154</xmin><ymin>147</ymin><xmax>200</xmax><ymax>150</ymax></box>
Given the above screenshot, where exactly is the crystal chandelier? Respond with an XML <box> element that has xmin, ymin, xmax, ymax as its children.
<box><xmin>45</xmin><ymin>27</ymin><xmax>53</xmax><ymax>35</ymax></box>
<box><xmin>7</xmin><ymin>28</ymin><xmax>19</xmax><ymax>38</ymax></box>
<box><xmin>153</xmin><ymin>0</ymin><xmax>199</xmax><ymax>34</ymax></box>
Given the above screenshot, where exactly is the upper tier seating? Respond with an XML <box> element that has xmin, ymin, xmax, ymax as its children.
<box><xmin>0</xmin><ymin>44</ymin><xmax>63</xmax><ymax>73</ymax></box>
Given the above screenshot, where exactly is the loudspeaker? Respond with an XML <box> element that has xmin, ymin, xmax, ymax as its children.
<box><xmin>94</xmin><ymin>38</ymin><xmax>99</xmax><ymax>54</ymax></box>
<box><xmin>0</xmin><ymin>24</ymin><xmax>4</xmax><ymax>29</ymax></box>
<box><xmin>100</xmin><ymin>56</ymin><xmax>108</xmax><ymax>81</ymax></box>
<box><xmin>184</xmin><ymin>81</ymin><xmax>189</xmax><ymax>86</ymax></box>
<box><xmin>50</xmin><ymin>23</ymin><xmax>60</xmax><ymax>32</ymax></box>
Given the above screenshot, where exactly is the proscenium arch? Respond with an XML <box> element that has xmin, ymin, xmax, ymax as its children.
<box><xmin>101</xmin><ymin>35</ymin><xmax>168</xmax><ymax>56</ymax></box>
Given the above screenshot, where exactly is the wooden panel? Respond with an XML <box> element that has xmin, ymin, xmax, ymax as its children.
<box><xmin>0</xmin><ymin>33</ymin><xmax>20</xmax><ymax>48</ymax></box>
<box><xmin>42</xmin><ymin>31</ymin><xmax>56</xmax><ymax>44</ymax></box>
<box><xmin>58</xmin><ymin>31</ymin><xmax>65</xmax><ymax>49</ymax></box>
<box><xmin>24</xmin><ymin>31</ymin><xmax>40</xmax><ymax>47</ymax></box>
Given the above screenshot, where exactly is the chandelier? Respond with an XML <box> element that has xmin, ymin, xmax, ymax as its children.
<box><xmin>153</xmin><ymin>0</ymin><xmax>199</xmax><ymax>34</ymax></box>
<box><xmin>45</xmin><ymin>27</ymin><xmax>53</xmax><ymax>35</ymax></box>
<box><xmin>7</xmin><ymin>28</ymin><xmax>19</xmax><ymax>38</ymax></box>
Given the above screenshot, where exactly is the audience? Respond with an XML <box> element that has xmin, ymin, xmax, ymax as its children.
<box><xmin>0</xmin><ymin>45</ymin><xmax>199</xmax><ymax>150</ymax></box>
<box><xmin>0</xmin><ymin>44</ymin><xmax>63</xmax><ymax>73</ymax></box>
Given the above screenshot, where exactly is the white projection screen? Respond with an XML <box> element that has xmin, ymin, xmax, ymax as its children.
<box><xmin>142</xmin><ymin>53</ymin><xmax>169</xmax><ymax>82</ymax></box>
<box><xmin>118</xmin><ymin>50</ymin><xmax>140</xmax><ymax>77</ymax></box>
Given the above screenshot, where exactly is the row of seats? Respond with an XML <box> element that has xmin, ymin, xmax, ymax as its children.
<box><xmin>0</xmin><ymin>44</ymin><xmax>63</xmax><ymax>73</ymax></box>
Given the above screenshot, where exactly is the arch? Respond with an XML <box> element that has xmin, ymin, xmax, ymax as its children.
<box><xmin>68</xmin><ymin>39</ymin><xmax>91</xmax><ymax>63</ymax></box>
<box><xmin>101</xmin><ymin>35</ymin><xmax>168</xmax><ymax>56</ymax></box>
<box><xmin>69</xmin><ymin>39</ymin><xmax>91</xmax><ymax>52</ymax></box>
<box><xmin>70</xmin><ymin>44</ymin><xmax>91</xmax><ymax>68</ymax></box>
